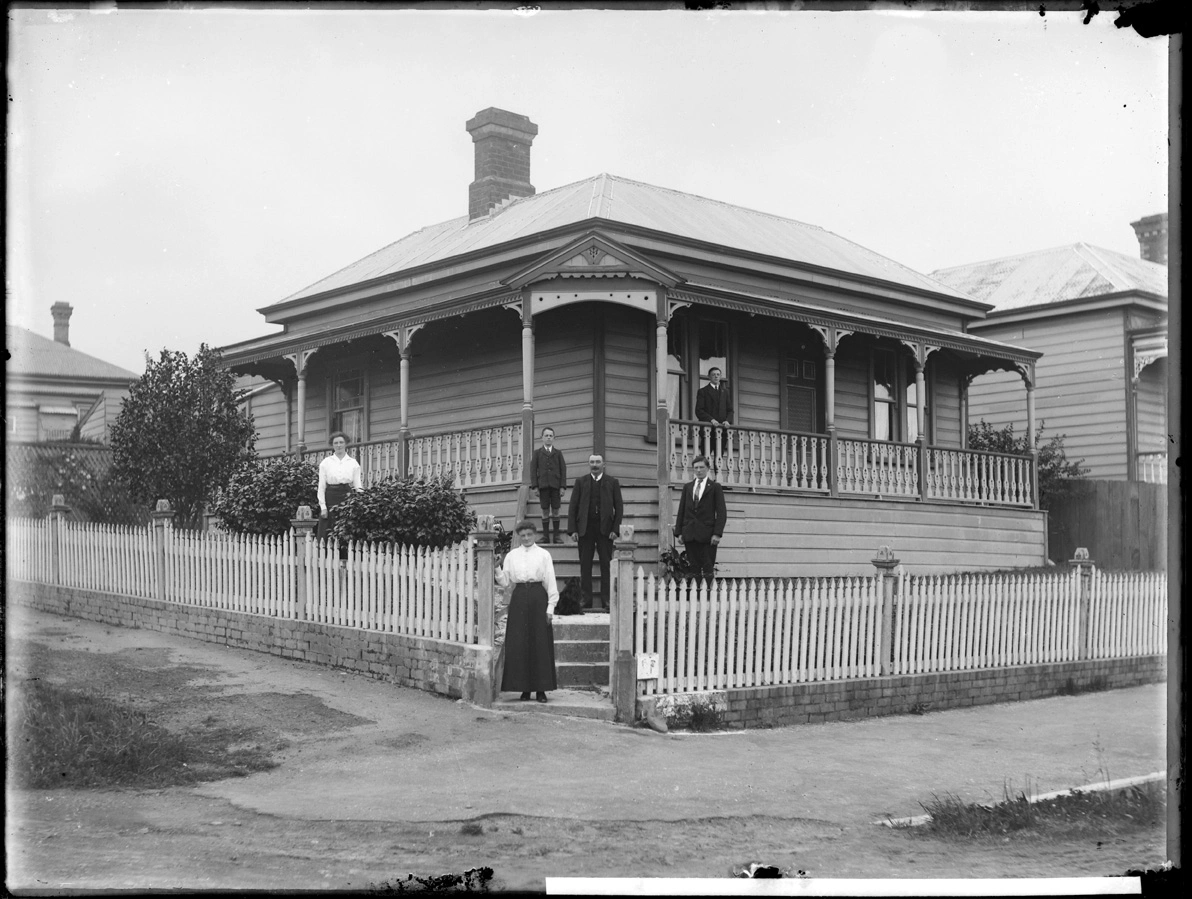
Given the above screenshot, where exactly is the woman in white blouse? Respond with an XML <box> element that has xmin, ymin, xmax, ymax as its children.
<box><xmin>497</xmin><ymin>520</ymin><xmax>559</xmax><ymax>702</ymax></box>
<box><xmin>316</xmin><ymin>431</ymin><xmax>364</xmax><ymax>543</ymax></box>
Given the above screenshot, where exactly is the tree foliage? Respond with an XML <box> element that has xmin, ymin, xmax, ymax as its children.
<box><xmin>967</xmin><ymin>420</ymin><xmax>1089</xmax><ymax>508</ymax></box>
<box><xmin>329</xmin><ymin>476</ymin><xmax>476</xmax><ymax>549</ymax></box>
<box><xmin>110</xmin><ymin>345</ymin><xmax>256</xmax><ymax>528</ymax></box>
<box><xmin>6</xmin><ymin>444</ymin><xmax>148</xmax><ymax>525</ymax></box>
<box><xmin>211</xmin><ymin>457</ymin><xmax>319</xmax><ymax>536</ymax></box>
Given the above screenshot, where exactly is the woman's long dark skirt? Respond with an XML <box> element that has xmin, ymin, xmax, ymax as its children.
<box><xmin>317</xmin><ymin>483</ymin><xmax>353</xmax><ymax>542</ymax></box>
<box><xmin>501</xmin><ymin>582</ymin><xmax>557</xmax><ymax>693</ymax></box>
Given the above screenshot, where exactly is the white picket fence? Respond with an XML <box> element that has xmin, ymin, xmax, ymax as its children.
<box><xmin>1088</xmin><ymin>569</ymin><xmax>1167</xmax><ymax>659</ymax></box>
<box><xmin>635</xmin><ymin>572</ymin><xmax>883</xmax><ymax>694</ymax></box>
<box><xmin>635</xmin><ymin>566</ymin><xmax>1167</xmax><ymax>696</ymax></box>
<box><xmin>303</xmin><ymin>538</ymin><xmax>475</xmax><ymax>642</ymax></box>
<box><xmin>8</xmin><ymin>517</ymin><xmax>478</xmax><ymax>644</ymax></box>
<box><xmin>892</xmin><ymin>571</ymin><xmax>1080</xmax><ymax>674</ymax></box>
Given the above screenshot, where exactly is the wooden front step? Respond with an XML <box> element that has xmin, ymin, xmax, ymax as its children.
<box><xmin>552</xmin><ymin>615</ymin><xmax>610</xmax><ymax>688</ymax></box>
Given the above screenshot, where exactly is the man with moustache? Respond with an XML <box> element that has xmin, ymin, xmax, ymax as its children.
<box><xmin>567</xmin><ymin>453</ymin><xmax>624</xmax><ymax>612</ymax></box>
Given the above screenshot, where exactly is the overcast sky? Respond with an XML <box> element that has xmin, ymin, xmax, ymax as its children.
<box><xmin>7</xmin><ymin>5</ymin><xmax>1169</xmax><ymax>375</ymax></box>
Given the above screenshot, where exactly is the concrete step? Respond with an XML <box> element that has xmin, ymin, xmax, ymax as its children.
<box><xmin>491</xmin><ymin>687</ymin><xmax>614</xmax><ymax>721</ymax></box>
<box><xmin>557</xmin><ymin>661</ymin><xmax>609</xmax><ymax>687</ymax></box>
<box><xmin>554</xmin><ymin>639</ymin><xmax>608</xmax><ymax>665</ymax></box>
<box><xmin>553</xmin><ymin>614</ymin><xmax>610</xmax><ymax>639</ymax></box>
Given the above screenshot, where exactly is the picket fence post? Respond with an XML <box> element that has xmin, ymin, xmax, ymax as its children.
<box><xmin>611</xmin><ymin>529</ymin><xmax>638</xmax><ymax>724</ymax></box>
<box><xmin>872</xmin><ymin>545</ymin><xmax>900</xmax><ymax>675</ymax></box>
<box><xmin>49</xmin><ymin>494</ymin><xmax>71</xmax><ymax>586</ymax></box>
<box><xmin>470</xmin><ymin>518</ymin><xmax>498</xmax><ymax>708</ymax></box>
<box><xmin>290</xmin><ymin>506</ymin><xmax>318</xmax><ymax>621</ymax></box>
<box><xmin>150</xmin><ymin>499</ymin><xmax>173</xmax><ymax>603</ymax></box>
<box><xmin>1069</xmin><ymin>547</ymin><xmax>1094</xmax><ymax>659</ymax></box>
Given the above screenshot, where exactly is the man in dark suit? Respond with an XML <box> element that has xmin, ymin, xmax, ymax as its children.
<box><xmin>529</xmin><ymin>426</ymin><xmax>567</xmax><ymax>544</ymax></box>
<box><xmin>695</xmin><ymin>366</ymin><xmax>733</xmax><ymax>461</ymax></box>
<box><xmin>567</xmin><ymin>453</ymin><xmax>624</xmax><ymax>611</ymax></box>
<box><xmin>673</xmin><ymin>455</ymin><xmax>727</xmax><ymax>584</ymax></box>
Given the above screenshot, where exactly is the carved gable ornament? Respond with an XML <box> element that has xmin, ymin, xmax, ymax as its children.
<box><xmin>503</xmin><ymin>231</ymin><xmax>682</xmax><ymax>291</ymax></box>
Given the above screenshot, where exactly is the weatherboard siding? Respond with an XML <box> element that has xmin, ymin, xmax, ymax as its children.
<box><xmin>697</xmin><ymin>491</ymin><xmax>1048</xmax><ymax>577</ymax></box>
<box><xmin>968</xmin><ymin>309</ymin><xmax>1128</xmax><ymax>479</ymax></box>
<box><xmin>532</xmin><ymin>306</ymin><xmax>597</xmax><ymax>475</ymax></box>
<box><xmin>602</xmin><ymin>307</ymin><xmax>655</xmax><ymax>481</ymax></box>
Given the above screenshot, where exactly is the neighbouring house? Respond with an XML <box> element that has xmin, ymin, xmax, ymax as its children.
<box><xmin>931</xmin><ymin>215</ymin><xmax>1169</xmax><ymax>570</ymax></box>
<box><xmin>6</xmin><ymin>303</ymin><xmax>138</xmax><ymax>444</ymax></box>
<box><xmin>221</xmin><ymin>107</ymin><xmax>1048</xmax><ymax>578</ymax></box>
<box><xmin>932</xmin><ymin>215</ymin><xmax>1169</xmax><ymax>484</ymax></box>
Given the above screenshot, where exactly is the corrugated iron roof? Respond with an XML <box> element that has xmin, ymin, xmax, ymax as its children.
<box><xmin>7</xmin><ymin>325</ymin><xmax>139</xmax><ymax>382</ymax></box>
<box><xmin>277</xmin><ymin>173</ymin><xmax>971</xmax><ymax>305</ymax></box>
<box><xmin>930</xmin><ymin>243</ymin><xmax>1168</xmax><ymax>312</ymax></box>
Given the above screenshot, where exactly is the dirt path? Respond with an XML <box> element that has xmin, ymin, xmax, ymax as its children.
<box><xmin>5</xmin><ymin>606</ymin><xmax>1169</xmax><ymax>892</ymax></box>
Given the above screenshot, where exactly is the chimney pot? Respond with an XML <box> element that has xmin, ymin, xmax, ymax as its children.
<box><xmin>51</xmin><ymin>302</ymin><xmax>73</xmax><ymax>346</ymax></box>
<box><xmin>1129</xmin><ymin>213</ymin><xmax>1168</xmax><ymax>266</ymax></box>
<box><xmin>466</xmin><ymin>107</ymin><xmax>537</xmax><ymax>221</ymax></box>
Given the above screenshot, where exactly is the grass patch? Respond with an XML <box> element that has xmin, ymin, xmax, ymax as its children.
<box><xmin>914</xmin><ymin>781</ymin><xmax>1164</xmax><ymax>840</ymax></box>
<box><xmin>10</xmin><ymin>678</ymin><xmax>278</xmax><ymax>789</ymax></box>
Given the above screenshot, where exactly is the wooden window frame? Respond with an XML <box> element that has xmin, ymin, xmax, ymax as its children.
<box><xmin>327</xmin><ymin>366</ymin><xmax>370</xmax><ymax>445</ymax></box>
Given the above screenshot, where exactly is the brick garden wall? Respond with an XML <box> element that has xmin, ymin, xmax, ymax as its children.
<box><xmin>643</xmin><ymin>655</ymin><xmax>1165</xmax><ymax>729</ymax></box>
<box><xmin>10</xmin><ymin>581</ymin><xmax>487</xmax><ymax>701</ymax></box>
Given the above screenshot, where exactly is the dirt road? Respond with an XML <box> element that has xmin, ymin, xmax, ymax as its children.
<box><xmin>5</xmin><ymin>605</ymin><xmax>1169</xmax><ymax>892</ymax></box>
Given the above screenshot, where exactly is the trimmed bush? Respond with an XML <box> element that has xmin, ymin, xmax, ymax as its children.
<box><xmin>212</xmin><ymin>457</ymin><xmax>320</xmax><ymax>535</ymax></box>
<box><xmin>330</xmin><ymin>476</ymin><xmax>476</xmax><ymax>549</ymax></box>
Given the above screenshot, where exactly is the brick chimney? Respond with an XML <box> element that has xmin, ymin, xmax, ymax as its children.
<box><xmin>466</xmin><ymin>108</ymin><xmax>537</xmax><ymax>221</ymax></box>
<box><xmin>1130</xmin><ymin>212</ymin><xmax>1168</xmax><ymax>265</ymax></box>
<box><xmin>51</xmin><ymin>302</ymin><xmax>73</xmax><ymax>346</ymax></box>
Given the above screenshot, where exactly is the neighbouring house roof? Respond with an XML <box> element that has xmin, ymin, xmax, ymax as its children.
<box><xmin>7</xmin><ymin>325</ymin><xmax>139</xmax><ymax>383</ymax></box>
<box><xmin>929</xmin><ymin>243</ymin><xmax>1168</xmax><ymax>313</ymax></box>
<box><xmin>273</xmin><ymin>173</ymin><xmax>972</xmax><ymax>307</ymax></box>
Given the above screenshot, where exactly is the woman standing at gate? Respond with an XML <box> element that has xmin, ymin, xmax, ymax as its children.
<box><xmin>317</xmin><ymin>431</ymin><xmax>363</xmax><ymax>543</ymax></box>
<box><xmin>498</xmin><ymin>520</ymin><xmax>559</xmax><ymax>702</ymax></box>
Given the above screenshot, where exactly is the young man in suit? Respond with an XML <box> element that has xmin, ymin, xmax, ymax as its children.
<box><xmin>529</xmin><ymin>427</ymin><xmax>567</xmax><ymax>544</ymax></box>
<box><xmin>567</xmin><ymin>453</ymin><xmax>624</xmax><ymax>611</ymax></box>
<box><xmin>673</xmin><ymin>455</ymin><xmax>728</xmax><ymax>584</ymax></box>
<box><xmin>695</xmin><ymin>366</ymin><xmax>733</xmax><ymax>463</ymax></box>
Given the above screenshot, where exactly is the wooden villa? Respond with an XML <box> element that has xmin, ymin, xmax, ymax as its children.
<box><xmin>221</xmin><ymin>107</ymin><xmax>1048</xmax><ymax>578</ymax></box>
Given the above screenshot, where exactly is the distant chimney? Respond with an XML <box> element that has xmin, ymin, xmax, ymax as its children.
<box><xmin>466</xmin><ymin>107</ymin><xmax>537</xmax><ymax>221</ymax></box>
<box><xmin>51</xmin><ymin>302</ymin><xmax>73</xmax><ymax>346</ymax></box>
<box><xmin>1130</xmin><ymin>212</ymin><xmax>1168</xmax><ymax>265</ymax></box>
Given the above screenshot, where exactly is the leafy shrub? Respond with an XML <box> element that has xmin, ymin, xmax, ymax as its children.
<box><xmin>110</xmin><ymin>345</ymin><xmax>256</xmax><ymax>529</ymax></box>
<box><xmin>211</xmin><ymin>457</ymin><xmax>319</xmax><ymax>535</ymax></box>
<box><xmin>330</xmin><ymin>476</ymin><xmax>476</xmax><ymax>549</ymax></box>
<box><xmin>967</xmin><ymin>420</ymin><xmax>1089</xmax><ymax>508</ymax></box>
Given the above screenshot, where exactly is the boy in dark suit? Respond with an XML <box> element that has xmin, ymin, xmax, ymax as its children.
<box><xmin>673</xmin><ymin>454</ymin><xmax>728</xmax><ymax>584</ymax></box>
<box><xmin>529</xmin><ymin>427</ymin><xmax>567</xmax><ymax>544</ymax></box>
<box><xmin>567</xmin><ymin>453</ymin><xmax>624</xmax><ymax>611</ymax></box>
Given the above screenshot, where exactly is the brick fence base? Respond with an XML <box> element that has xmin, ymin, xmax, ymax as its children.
<box><xmin>640</xmin><ymin>656</ymin><xmax>1165</xmax><ymax>729</ymax></box>
<box><xmin>9</xmin><ymin>580</ymin><xmax>492</xmax><ymax>705</ymax></box>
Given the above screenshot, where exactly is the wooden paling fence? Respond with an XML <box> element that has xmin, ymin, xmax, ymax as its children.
<box><xmin>635</xmin><ymin>572</ymin><xmax>883</xmax><ymax>695</ymax></box>
<box><xmin>635</xmin><ymin>566</ymin><xmax>1167</xmax><ymax>696</ymax></box>
<box><xmin>8</xmin><ymin>516</ymin><xmax>478</xmax><ymax>645</ymax></box>
<box><xmin>304</xmin><ymin>538</ymin><xmax>474</xmax><ymax>642</ymax></box>
<box><xmin>892</xmin><ymin>571</ymin><xmax>1080</xmax><ymax>674</ymax></box>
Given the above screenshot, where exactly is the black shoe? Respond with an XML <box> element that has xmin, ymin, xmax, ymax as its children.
<box><xmin>519</xmin><ymin>692</ymin><xmax>531</xmax><ymax>701</ymax></box>
<box><xmin>535</xmin><ymin>692</ymin><xmax>548</xmax><ymax>703</ymax></box>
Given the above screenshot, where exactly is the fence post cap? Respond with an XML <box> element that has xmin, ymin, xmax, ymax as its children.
<box><xmin>49</xmin><ymin>495</ymin><xmax>71</xmax><ymax>514</ymax></box>
<box><xmin>295</xmin><ymin>504</ymin><xmax>313</xmax><ymax>520</ymax></box>
<box><xmin>871</xmin><ymin>545</ymin><xmax>900</xmax><ymax>570</ymax></box>
<box><xmin>155</xmin><ymin>499</ymin><xmax>172</xmax><ymax>512</ymax></box>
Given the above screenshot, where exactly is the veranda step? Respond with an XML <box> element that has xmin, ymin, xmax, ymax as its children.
<box><xmin>491</xmin><ymin>688</ymin><xmax>614</xmax><ymax>721</ymax></box>
<box><xmin>556</xmin><ymin>661</ymin><xmax>609</xmax><ymax>687</ymax></box>
<box><xmin>553</xmin><ymin>638</ymin><xmax>608</xmax><ymax>665</ymax></box>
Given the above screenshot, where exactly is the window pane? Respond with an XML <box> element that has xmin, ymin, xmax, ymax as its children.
<box><xmin>873</xmin><ymin>401</ymin><xmax>893</xmax><ymax>441</ymax></box>
<box><xmin>698</xmin><ymin>320</ymin><xmax>728</xmax><ymax>385</ymax></box>
<box><xmin>334</xmin><ymin>409</ymin><xmax>364</xmax><ymax>445</ymax></box>
<box><xmin>335</xmin><ymin>371</ymin><xmax>364</xmax><ymax>408</ymax></box>
<box><xmin>873</xmin><ymin>351</ymin><xmax>894</xmax><ymax>401</ymax></box>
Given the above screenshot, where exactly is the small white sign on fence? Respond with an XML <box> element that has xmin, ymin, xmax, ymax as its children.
<box><xmin>637</xmin><ymin>652</ymin><xmax>660</xmax><ymax>680</ymax></box>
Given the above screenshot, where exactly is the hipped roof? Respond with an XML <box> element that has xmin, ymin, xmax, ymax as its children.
<box><xmin>7</xmin><ymin>325</ymin><xmax>139</xmax><ymax>382</ymax></box>
<box><xmin>272</xmin><ymin>173</ymin><xmax>972</xmax><ymax>307</ymax></box>
<box><xmin>930</xmin><ymin>243</ymin><xmax>1167</xmax><ymax>313</ymax></box>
